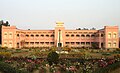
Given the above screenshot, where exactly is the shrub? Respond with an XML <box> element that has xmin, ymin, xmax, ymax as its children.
<box><xmin>15</xmin><ymin>49</ymin><xmax>22</xmax><ymax>53</ymax></box>
<box><xmin>0</xmin><ymin>52</ymin><xmax>11</xmax><ymax>58</ymax></box>
<box><xmin>116</xmin><ymin>48</ymin><xmax>120</xmax><ymax>51</ymax></box>
<box><xmin>0</xmin><ymin>47</ymin><xmax>2</xmax><ymax>49</ymax></box>
<box><xmin>93</xmin><ymin>61</ymin><xmax>120</xmax><ymax>73</ymax></box>
<box><xmin>47</xmin><ymin>51</ymin><xmax>59</xmax><ymax>66</ymax></box>
<box><xmin>11</xmin><ymin>47</ymin><xmax>15</xmax><ymax>49</ymax></box>
<box><xmin>2</xmin><ymin>47</ymin><xmax>8</xmax><ymax>49</ymax></box>
<box><xmin>0</xmin><ymin>61</ymin><xmax>28</xmax><ymax>73</ymax></box>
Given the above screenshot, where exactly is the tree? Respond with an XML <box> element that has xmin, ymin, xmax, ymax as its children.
<box><xmin>47</xmin><ymin>51</ymin><xmax>59</xmax><ymax>66</ymax></box>
<box><xmin>91</xmin><ymin>27</ymin><xmax>96</xmax><ymax>30</ymax></box>
<box><xmin>0</xmin><ymin>20</ymin><xmax>3</xmax><ymax>25</ymax></box>
<box><xmin>76</xmin><ymin>28</ymin><xmax>81</xmax><ymax>30</ymax></box>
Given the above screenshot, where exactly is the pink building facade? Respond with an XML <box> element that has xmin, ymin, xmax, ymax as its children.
<box><xmin>2</xmin><ymin>22</ymin><xmax>119</xmax><ymax>49</ymax></box>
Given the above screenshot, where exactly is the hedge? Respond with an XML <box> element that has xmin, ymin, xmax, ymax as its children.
<box><xmin>0</xmin><ymin>61</ymin><xmax>28</xmax><ymax>73</ymax></box>
<box><xmin>93</xmin><ymin>61</ymin><xmax>120</xmax><ymax>73</ymax></box>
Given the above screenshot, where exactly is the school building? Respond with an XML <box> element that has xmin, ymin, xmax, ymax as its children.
<box><xmin>2</xmin><ymin>22</ymin><xmax>119</xmax><ymax>49</ymax></box>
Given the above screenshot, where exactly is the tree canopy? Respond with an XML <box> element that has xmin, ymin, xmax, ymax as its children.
<box><xmin>47</xmin><ymin>51</ymin><xmax>59</xmax><ymax>66</ymax></box>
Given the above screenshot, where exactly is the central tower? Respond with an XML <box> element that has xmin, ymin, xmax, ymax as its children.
<box><xmin>55</xmin><ymin>22</ymin><xmax>65</xmax><ymax>48</ymax></box>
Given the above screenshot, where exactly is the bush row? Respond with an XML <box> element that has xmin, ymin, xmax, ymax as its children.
<box><xmin>94</xmin><ymin>61</ymin><xmax>120</xmax><ymax>73</ymax></box>
<box><xmin>0</xmin><ymin>61</ymin><xmax>28</xmax><ymax>73</ymax></box>
<box><xmin>0</xmin><ymin>52</ymin><xmax>11</xmax><ymax>58</ymax></box>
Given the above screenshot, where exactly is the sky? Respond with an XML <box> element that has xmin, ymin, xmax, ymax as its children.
<box><xmin>0</xmin><ymin>0</ymin><xmax>120</xmax><ymax>30</ymax></box>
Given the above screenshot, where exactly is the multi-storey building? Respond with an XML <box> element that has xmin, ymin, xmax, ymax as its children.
<box><xmin>2</xmin><ymin>22</ymin><xmax>119</xmax><ymax>49</ymax></box>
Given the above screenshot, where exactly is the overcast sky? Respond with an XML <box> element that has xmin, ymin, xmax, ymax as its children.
<box><xmin>0</xmin><ymin>0</ymin><xmax>120</xmax><ymax>30</ymax></box>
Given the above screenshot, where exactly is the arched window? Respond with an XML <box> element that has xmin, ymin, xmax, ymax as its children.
<box><xmin>108</xmin><ymin>42</ymin><xmax>111</xmax><ymax>47</ymax></box>
<box><xmin>81</xmin><ymin>34</ymin><xmax>85</xmax><ymax>37</ymax></box>
<box><xmin>26</xmin><ymin>34</ymin><xmax>29</xmax><ymax>37</ymax></box>
<box><xmin>71</xmin><ymin>42</ymin><xmax>75</xmax><ymax>45</ymax></box>
<box><xmin>35</xmin><ymin>42</ymin><xmax>39</xmax><ymax>45</ymax></box>
<box><xmin>40</xmin><ymin>42</ymin><xmax>44</xmax><ymax>44</ymax></box>
<box><xmin>66</xmin><ymin>42</ymin><xmax>70</xmax><ymax>44</ymax></box>
<box><xmin>51</xmin><ymin>34</ymin><xmax>54</xmax><ymax>37</ymax></box>
<box><xmin>76</xmin><ymin>34</ymin><xmax>80</xmax><ymax>37</ymax></box>
<box><xmin>71</xmin><ymin>34</ymin><xmax>74</xmax><ymax>37</ymax></box>
<box><xmin>41</xmin><ymin>34</ymin><xmax>44</xmax><ymax>37</ymax></box>
<box><xmin>45</xmin><ymin>42</ymin><xmax>49</xmax><ymax>44</ymax></box>
<box><xmin>101</xmin><ymin>34</ymin><xmax>104</xmax><ymax>37</ymax></box>
<box><xmin>17</xmin><ymin>34</ymin><xmax>19</xmax><ymax>37</ymax></box>
<box><xmin>36</xmin><ymin>34</ymin><xmax>39</xmax><ymax>37</ymax></box>
<box><xmin>81</xmin><ymin>42</ymin><xmax>85</xmax><ymax>45</ymax></box>
<box><xmin>31</xmin><ymin>34</ymin><xmax>34</xmax><ymax>37</ymax></box>
<box><xmin>86</xmin><ymin>34</ymin><xmax>90</xmax><ymax>37</ymax></box>
<box><xmin>4</xmin><ymin>32</ymin><xmax>7</xmax><ymax>38</ymax></box>
<box><xmin>9</xmin><ymin>42</ymin><xmax>12</xmax><ymax>47</ymax></box>
<box><xmin>50</xmin><ymin>42</ymin><xmax>54</xmax><ymax>45</ymax></box>
<box><xmin>4</xmin><ymin>33</ymin><xmax>7</xmax><ymax>35</ymax></box>
<box><xmin>113</xmin><ymin>42</ymin><xmax>116</xmax><ymax>47</ymax></box>
<box><xmin>9</xmin><ymin>32</ymin><xmax>12</xmax><ymax>38</ymax></box>
<box><xmin>76</xmin><ymin>42</ymin><xmax>80</xmax><ymax>45</ymax></box>
<box><xmin>113</xmin><ymin>33</ymin><xmax>117</xmax><ymax>38</ymax></box>
<box><xmin>30</xmin><ymin>42</ymin><xmax>34</xmax><ymax>45</ymax></box>
<box><xmin>46</xmin><ymin>34</ymin><xmax>49</xmax><ymax>37</ymax></box>
<box><xmin>86</xmin><ymin>42</ymin><xmax>90</xmax><ymax>45</ymax></box>
<box><xmin>4</xmin><ymin>42</ymin><xmax>7</xmax><ymax>47</ymax></box>
<box><xmin>66</xmin><ymin>34</ymin><xmax>69</xmax><ymax>37</ymax></box>
<box><xmin>25</xmin><ymin>42</ymin><xmax>29</xmax><ymax>45</ymax></box>
<box><xmin>108</xmin><ymin>33</ymin><xmax>111</xmax><ymax>38</ymax></box>
<box><xmin>91</xmin><ymin>34</ymin><xmax>95</xmax><ymax>37</ymax></box>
